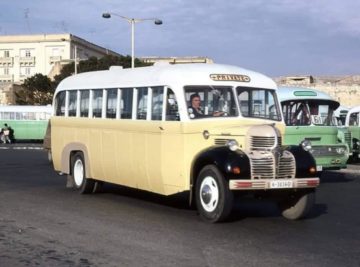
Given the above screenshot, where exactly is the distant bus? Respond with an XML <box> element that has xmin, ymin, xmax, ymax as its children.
<box><xmin>277</xmin><ymin>87</ymin><xmax>350</xmax><ymax>172</ymax></box>
<box><xmin>334</xmin><ymin>106</ymin><xmax>350</xmax><ymax>126</ymax></box>
<box><xmin>0</xmin><ymin>105</ymin><xmax>52</xmax><ymax>141</ymax></box>
<box><xmin>50</xmin><ymin>63</ymin><xmax>319</xmax><ymax>222</ymax></box>
<box><xmin>345</xmin><ymin>106</ymin><xmax>360</xmax><ymax>160</ymax></box>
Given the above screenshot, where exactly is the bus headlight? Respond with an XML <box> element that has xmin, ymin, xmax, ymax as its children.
<box><xmin>301</xmin><ymin>140</ymin><xmax>312</xmax><ymax>152</ymax></box>
<box><xmin>226</xmin><ymin>140</ymin><xmax>239</xmax><ymax>151</ymax></box>
<box><xmin>336</xmin><ymin>147</ymin><xmax>346</xmax><ymax>154</ymax></box>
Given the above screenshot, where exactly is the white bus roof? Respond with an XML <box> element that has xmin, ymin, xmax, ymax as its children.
<box><xmin>348</xmin><ymin>106</ymin><xmax>360</xmax><ymax>114</ymax></box>
<box><xmin>55</xmin><ymin>63</ymin><xmax>277</xmax><ymax>94</ymax></box>
<box><xmin>345</xmin><ymin>106</ymin><xmax>360</xmax><ymax>126</ymax></box>
<box><xmin>0</xmin><ymin>105</ymin><xmax>52</xmax><ymax>113</ymax></box>
<box><xmin>277</xmin><ymin>86</ymin><xmax>335</xmax><ymax>102</ymax></box>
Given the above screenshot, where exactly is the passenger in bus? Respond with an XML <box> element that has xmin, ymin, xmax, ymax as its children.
<box><xmin>188</xmin><ymin>93</ymin><xmax>224</xmax><ymax>119</ymax></box>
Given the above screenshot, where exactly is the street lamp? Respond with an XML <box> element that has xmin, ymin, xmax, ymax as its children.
<box><xmin>102</xmin><ymin>12</ymin><xmax>162</xmax><ymax>69</ymax></box>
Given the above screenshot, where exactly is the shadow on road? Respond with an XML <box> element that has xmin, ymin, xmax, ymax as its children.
<box><xmin>320</xmin><ymin>171</ymin><xmax>355</xmax><ymax>183</ymax></box>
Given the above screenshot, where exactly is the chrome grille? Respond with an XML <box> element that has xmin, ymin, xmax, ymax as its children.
<box><xmin>344</xmin><ymin>132</ymin><xmax>352</xmax><ymax>148</ymax></box>
<box><xmin>214</xmin><ymin>139</ymin><xmax>230</xmax><ymax>146</ymax></box>
<box><xmin>310</xmin><ymin>146</ymin><xmax>343</xmax><ymax>157</ymax></box>
<box><xmin>250</xmin><ymin>136</ymin><xmax>276</xmax><ymax>150</ymax></box>
<box><xmin>249</xmin><ymin>151</ymin><xmax>295</xmax><ymax>180</ymax></box>
<box><xmin>278</xmin><ymin>153</ymin><xmax>296</xmax><ymax>179</ymax></box>
<box><xmin>251</xmin><ymin>157</ymin><xmax>274</xmax><ymax>179</ymax></box>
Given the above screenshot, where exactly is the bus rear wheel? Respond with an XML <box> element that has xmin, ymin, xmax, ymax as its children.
<box><xmin>71</xmin><ymin>152</ymin><xmax>95</xmax><ymax>194</ymax></box>
<box><xmin>279</xmin><ymin>190</ymin><xmax>315</xmax><ymax>220</ymax></box>
<box><xmin>195</xmin><ymin>165</ymin><xmax>233</xmax><ymax>223</ymax></box>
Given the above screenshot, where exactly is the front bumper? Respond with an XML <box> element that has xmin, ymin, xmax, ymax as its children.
<box><xmin>229</xmin><ymin>177</ymin><xmax>319</xmax><ymax>190</ymax></box>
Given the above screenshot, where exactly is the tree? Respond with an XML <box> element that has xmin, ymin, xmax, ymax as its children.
<box><xmin>53</xmin><ymin>55</ymin><xmax>151</xmax><ymax>88</ymax></box>
<box><xmin>17</xmin><ymin>55</ymin><xmax>151</xmax><ymax>105</ymax></box>
<box><xmin>17</xmin><ymin>73</ymin><xmax>55</xmax><ymax>105</ymax></box>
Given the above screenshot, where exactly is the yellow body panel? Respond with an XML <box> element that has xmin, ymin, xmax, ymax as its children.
<box><xmin>51</xmin><ymin>116</ymin><xmax>285</xmax><ymax>196</ymax></box>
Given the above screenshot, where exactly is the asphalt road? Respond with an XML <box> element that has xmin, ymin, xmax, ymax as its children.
<box><xmin>0</xmin><ymin>146</ymin><xmax>359</xmax><ymax>267</ymax></box>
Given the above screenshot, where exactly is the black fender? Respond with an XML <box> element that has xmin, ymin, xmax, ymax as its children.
<box><xmin>285</xmin><ymin>146</ymin><xmax>317</xmax><ymax>178</ymax></box>
<box><xmin>191</xmin><ymin>146</ymin><xmax>251</xmax><ymax>184</ymax></box>
<box><xmin>189</xmin><ymin>146</ymin><xmax>251</xmax><ymax>206</ymax></box>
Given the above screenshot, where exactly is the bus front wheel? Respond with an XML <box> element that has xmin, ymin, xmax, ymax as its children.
<box><xmin>71</xmin><ymin>152</ymin><xmax>95</xmax><ymax>194</ymax></box>
<box><xmin>195</xmin><ymin>165</ymin><xmax>233</xmax><ymax>223</ymax></box>
<box><xmin>279</xmin><ymin>190</ymin><xmax>315</xmax><ymax>220</ymax></box>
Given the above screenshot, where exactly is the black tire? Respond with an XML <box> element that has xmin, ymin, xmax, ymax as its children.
<box><xmin>71</xmin><ymin>152</ymin><xmax>95</xmax><ymax>194</ymax></box>
<box><xmin>47</xmin><ymin>150</ymin><xmax>53</xmax><ymax>163</ymax></box>
<box><xmin>279</xmin><ymin>190</ymin><xmax>315</xmax><ymax>220</ymax></box>
<box><xmin>195</xmin><ymin>165</ymin><xmax>233</xmax><ymax>223</ymax></box>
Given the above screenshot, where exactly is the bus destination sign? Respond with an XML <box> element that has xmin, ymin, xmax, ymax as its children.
<box><xmin>210</xmin><ymin>74</ymin><xmax>251</xmax><ymax>82</ymax></box>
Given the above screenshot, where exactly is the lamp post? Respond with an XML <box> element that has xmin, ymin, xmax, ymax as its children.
<box><xmin>102</xmin><ymin>12</ymin><xmax>162</xmax><ymax>69</ymax></box>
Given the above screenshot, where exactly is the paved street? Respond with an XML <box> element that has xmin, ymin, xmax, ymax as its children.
<box><xmin>0</xmin><ymin>146</ymin><xmax>359</xmax><ymax>267</ymax></box>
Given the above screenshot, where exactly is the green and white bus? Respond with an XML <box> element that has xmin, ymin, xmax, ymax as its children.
<box><xmin>345</xmin><ymin>106</ymin><xmax>360</xmax><ymax>160</ymax></box>
<box><xmin>0</xmin><ymin>105</ymin><xmax>52</xmax><ymax>141</ymax></box>
<box><xmin>278</xmin><ymin>87</ymin><xmax>350</xmax><ymax>172</ymax></box>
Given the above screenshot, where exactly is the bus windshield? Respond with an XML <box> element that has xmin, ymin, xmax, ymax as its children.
<box><xmin>282</xmin><ymin>100</ymin><xmax>337</xmax><ymax>126</ymax></box>
<box><xmin>185</xmin><ymin>86</ymin><xmax>238</xmax><ymax>119</ymax></box>
<box><xmin>236</xmin><ymin>87</ymin><xmax>281</xmax><ymax>121</ymax></box>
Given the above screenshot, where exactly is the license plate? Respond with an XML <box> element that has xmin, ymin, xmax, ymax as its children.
<box><xmin>270</xmin><ymin>180</ymin><xmax>293</xmax><ymax>189</ymax></box>
<box><xmin>316</xmin><ymin>165</ymin><xmax>323</xmax><ymax>171</ymax></box>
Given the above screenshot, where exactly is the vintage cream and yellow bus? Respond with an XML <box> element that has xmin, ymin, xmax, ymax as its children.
<box><xmin>50</xmin><ymin>63</ymin><xmax>319</xmax><ymax>222</ymax></box>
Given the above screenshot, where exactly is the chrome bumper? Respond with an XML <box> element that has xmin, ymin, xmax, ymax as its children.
<box><xmin>229</xmin><ymin>177</ymin><xmax>320</xmax><ymax>190</ymax></box>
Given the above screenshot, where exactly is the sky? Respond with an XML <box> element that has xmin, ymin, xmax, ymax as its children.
<box><xmin>1</xmin><ymin>0</ymin><xmax>359</xmax><ymax>77</ymax></box>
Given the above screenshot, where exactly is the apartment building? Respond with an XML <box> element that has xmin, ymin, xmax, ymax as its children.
<box><xmin>0</xmin><ymin>33</ymin><xmax>120</xmax><ymax>84</ymax></box>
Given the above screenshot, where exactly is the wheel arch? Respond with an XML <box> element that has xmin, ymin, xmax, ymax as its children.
<box><xmin>60</xmin><ymin>142</ymin><xmax>91</xmax><ymax>177</ymax></box>
<box><xmin>189</xmin><ymin>146</ymin><xmax>250</xmax><ymax>205</ymax></box>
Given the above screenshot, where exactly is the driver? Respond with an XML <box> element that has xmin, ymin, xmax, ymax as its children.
<box><xmin>188</xmin><ymin>93</ymin><xmax>224</xmax><ymax>118</ymax></box>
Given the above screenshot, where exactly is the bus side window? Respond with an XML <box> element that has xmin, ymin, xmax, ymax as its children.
<box><xmin>120</xmin><ymin>88</ymin><xmax>133</xmax><ymax>119</ymax></box>
<box><xmin>55</xmin><ymin>91</ymin><xmax>66</xmax><ymax>116</ymax></box>
<box><xmin>68</xmin><ymin>91</ymin><xmax>77</xmax><ymax>117</ymax></box>
<box><xmin>80</xmin><ymin>90</ymin><xmax>89</xmax><ymax>117</ymax></box>
<box><xmin>350</xmin><ymin>112</ymin><xmax>359</xmax><ymax>126</ymax></box>
<box><xmin>166</xmin><ymin>88</ymin><xmax>179</xmax><ymax>121</ymax></box>
<box><xmin>92</xmin><ymin>89</ymin><xmax>103</xmax><ymax>118</ymax></box>
<box><xmin>106</xmin><ymin>88</ymin><xmax>117</xmax><ymax>119</ymax></box>
<box><xmin>151</xmin><ymin>86</ymin><xmax>163</xmax><ymax>121</ymax></box>
<box><xmin>137</xmin><ymin>87</ymin><xmax>148</xmax><ymax>120</ymax></box>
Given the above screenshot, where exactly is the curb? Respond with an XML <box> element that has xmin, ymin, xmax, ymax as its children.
<box><xmin>0</xmin><ymin>145</ymin><xmax>43</xmax><ymax>150</ymax></box>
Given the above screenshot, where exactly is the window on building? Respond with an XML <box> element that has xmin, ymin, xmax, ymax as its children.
<box><xmin>4</xmin><ymin>50</ymin><xmax>10</xmax><ymax>57</ymax></box>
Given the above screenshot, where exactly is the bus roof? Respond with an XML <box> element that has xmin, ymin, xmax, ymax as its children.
<box><xmin>55</xmin><ymin>63</ymin><xmax>277</xmax><ymax>94</ymax></box>
<box><xmin>277</xmin><ymin>86</ymin><xmax>335</xmax><ymax>102</ymax></box>
<box><xmin>0</xmin><ymin>105</ymin><xmax>52</xmax><ymax>113</ymax></box>
<box><xmin>347</xmin><ymin>105</ymin><xmax>360</xmax><ymax>114</ymax></box>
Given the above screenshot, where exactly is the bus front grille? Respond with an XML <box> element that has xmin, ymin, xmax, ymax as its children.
<box><xmin>214</xmin><ymin>139</ymin><xmax>230</xmax><ymax>146</ymax></box>
<box><xmin>249</xmin><ymin>151</ymin><xmax>295</xmax><ymax>180</ymax></box>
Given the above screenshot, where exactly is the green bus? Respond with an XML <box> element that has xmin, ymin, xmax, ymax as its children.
<box><xmin>0</xmin><ymin>105</ymin><xmax>52</xmax><ymax>141</ymax></box>
<box><xmin>345</xmin><ymin>106</ymin><xmax>360</xmax><ymax>161</ymax></box>
<box><xmin>278</xmin><ymin>87</ymin><xmax>350</xmax><ymax>172</ymax></box>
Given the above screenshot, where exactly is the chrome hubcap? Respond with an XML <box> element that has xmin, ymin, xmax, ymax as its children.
<box><xmin>73</xmin><ymin>159</ymin><xmax>84</xmax><ymax>187</ymax></box>
<box><xmin>200</xmin><ymin>176</ymin><xmax>219</xmax><ymax>212</ymax></box>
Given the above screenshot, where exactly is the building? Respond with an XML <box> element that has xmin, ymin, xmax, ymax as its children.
<box><xmin>275</xmin><ymin>75</ymin><xmax>360</xmax><ymax>108</ymax></box>
<box><xmin>0</xmin><ymin>33</ymin><xmax>120</xmax><ymax>84</ymax></box>
<box><xmin>140</xmin><ymin>56</ymin><xmax>213</xmax><ymax>65</ymax></box>
<box><xmin>0</xmin><ymin>33</ymin><xmax>121</xmax><ymax>104</ymax></box>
